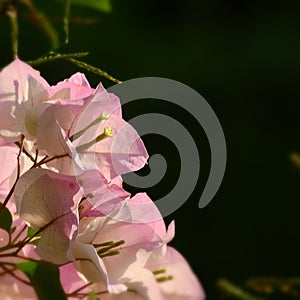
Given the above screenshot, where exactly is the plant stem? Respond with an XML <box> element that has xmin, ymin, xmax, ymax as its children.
<box><xmin>13</xmin><ymin>210</ymin><xmax>72</xmax><ymax>255</ymax></box>
<box><xmin>0</xmin><ymin>135</ymin><xmax>24</xmax><ymax>216</ymax></box>
<box><xmin>11</xmin><ymin>224</ymin><xmax>27</xmax><ymax>244</ymax></box>
<box><xmin>15</xmin><ymin>141</ymin><xmax>35</xmax><ymax>163</ymax></box>
<box><xmin>35</xmin><ymin>153</ymin><xmax>69</xmax><ymax>167</ymax></box>
<box><xmin>67</xmin><ymin>282</ymin><xmax>93</xmax><ymax>297</ymax></box>
<box><xmin>217</xmin><ymin>278</ymin><xmax>266</xmax><ymax>300</ymax></box>
<box><xmin>67</xmin><ymin>58</ymin><xmax>122</xmax><ymax>84</ymax></box>
<box><xmin>27</xmin><ymin>52</ymin><xmax>89</xmax><ymax>66</ymax></box>
<box><xmin>19</xmin><ymin>0</ymin><xmax>59</xmax><ymax>49</ymax></box>
<box><xmin>64</xmin><ymin>0</ymin><xmax>71</xmax><ymax>44</ymax></box>
<box><xmin>7</xmin><ymin>4</ymin><xmax>18</xmax><ymax>59</ymax></box>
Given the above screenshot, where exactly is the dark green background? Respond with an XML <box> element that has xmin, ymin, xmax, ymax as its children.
<box><xmin>1</xmin><ymin>1</ymin><xmax>300</xmax><ymax>299</ymax></box>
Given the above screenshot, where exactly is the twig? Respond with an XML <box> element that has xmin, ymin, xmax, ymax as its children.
<box><xmin>67</xmin><ymin>282</ymin><xmax>93</xmax><ymax>297</ymax></box>
<box><xmin>217</xmin><ymin>278</ymin><xmax>266</xmax><ymax>300</ymax></box>
<box><xmin>0</xmin><ymin>135</ymin><xmax>24</xmax><ymax>216</ymax></box>
<box><xmin>27</xmin><ymin>51</ymin><xmax>89</xmax><ymax>66</ymax></box>
<box><xmin>11</xmin><ymin>224</ymin><xmax>27</xmax><ymax>244</ymax></box>
<box><xmin>64</xmin><ymin>0</ymin><xmax>71</xmax><ymax>44</ymax></box>
<box><xmin>18</xmin><ymin>0</ymin><xmax>59</xmax><ymax>49</ymax></box>
<box><xmin>7</xmin><ymin>4</ymin><xmax>18</xmax><ymax>59</ymax></box>
<box><xmin>15</xmin><ymin>141</ymin><xmax>35</xmax><ymax>163</ymax></box>
<box><xmin>13</xmin><ymin>210</ymin><xmax>73</xmax><ymax>254</ymax></box>
<box><xmin>35</xmin><ymin>153</ymin><xmax>69</xmax><ymax>167</ymax></box>
<box><xmin>0</xmin><ymin>264</ymin><xmax>32</xmax><ymax>286</ymax></box>
<box><xmin>67</xmin><ymin>58</ymin><xmax>122</xmax><ymax>84</ymax></box>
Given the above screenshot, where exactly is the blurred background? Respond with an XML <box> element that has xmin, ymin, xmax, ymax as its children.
<box><xmin>1</xmin><ymin>0</ymin><xmax>300</xmax><ymax>299</ymax></box>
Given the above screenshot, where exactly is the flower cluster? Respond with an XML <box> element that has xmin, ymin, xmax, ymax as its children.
<box><xmin>0</xmin><ymin>59</ymin><xmax>205</xmax><ymax>299</ymax></box>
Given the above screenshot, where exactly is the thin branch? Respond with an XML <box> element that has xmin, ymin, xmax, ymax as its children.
<box><xmin>16</xmin><ymin>254</ymin><xmax>41</xmax><ymax>263</ymax></box>
<box><xmin>11</xmin><ymin>224</ymin><xmax>27</xmax><ymax>244</ymax></box>
<box><xmin>27</xmin><ymin>52</ymin><xmax>121</xmax><ymax>84</ymax></box>
<box><xmin>13</xmin><ymin>210</ymin><xmax>73</xmax><ymax>254</ymax></box>
<box><xmin>7</xmin><ymin>4</ymin><xmax>18</xmax><ymax>59</ymax></box>
<box><xmin>67</xmin><ymin>58</ymin><xmax>122</xmax><ymax>84</ymax></box>
<box><xmin>1</xmin><ymin>265</ymin><xmax>32</xmax><ymax>286</ymax></box>
<box><xmin>217</xmin><ymin>278</ymin><xmax>266</xmax><ymax>300</ymax></box>
<box><xmin>67</xmin><ymin>282</ymin><xmax>93</xmax><ymax>296</ymax></box>
<box><xmin>15</xmin><ymin>141</ymin><xmax>35</xmax><ymax>163</ymax></box>
<box><xmin>0</xmin><ymin>135</ymin><xmax>24</xmax><ymax>216</ymax></box>
<box><xmin>18</xmin><ymin>0</ymin><xmax>59</xmax><ymax>49</ymax></box>
<box><xmin>33</xmin><ymin>148</ymin><xmax>39</xmax><ymax>165</ymax></box>
<box><xmin>20</xmin><ymin>14</ymin><xmax>100</xmax><ymax>25</ymax></box>
<box><xmin>64</xmin><ymin>0</ymin><xmax>72</xmax><ymax>44</ymax></box>
<box><xmin>35</xmin><ymin>153</ymin><xmax>69</xmax><ymax>167</ymax></box>
<box><xmin>27</xmin><ymin>52</ymin><xmax>89</xmax><ymax>66</ymax></box>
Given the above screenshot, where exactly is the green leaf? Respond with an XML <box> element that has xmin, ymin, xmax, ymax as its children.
<box><xmin>27</xmin><ymin>227</ymin><xmax>39</xmax><ymax>237</ymax></box>
<box><xmin>88</xmin><ymin>290</ymin><xmax>97</xmax><ymax>300</ymax></box>
<box><xmin>16</xmin><ymin>261</ymin><xmax>38</xmax><ymax>276</ymax></box>
<box><xmin>0</xmin><ymin>203</ymin><xmax>12</xmax><ymax>232</ymax></box>
<box><xmin>26</xmin><ymin>227</ymin><xmax>41</xmax><ymax>245</ymax></box>
<box><xmin>18</xmin><ymin>261</ymin><xmax>67</xmax><ymax>300</ymax></box>
<box><xmin>71</xmin><ymin>0</ymin><xmax>112</xmax><ymax>13</ymax></box>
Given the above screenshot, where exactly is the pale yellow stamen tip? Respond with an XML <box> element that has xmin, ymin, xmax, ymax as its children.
<box><xmin>100</xmin><ymin>112</ymin><xmax>109</xmax><ymax>120</ymax></box>
<box><xmin>104</xmin><ymin>127</ymin><xmax>113</xmax><ymax>137</ymax></box>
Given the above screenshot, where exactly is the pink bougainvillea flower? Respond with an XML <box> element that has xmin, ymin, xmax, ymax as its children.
<box><xmin>0</xmin><ymin>59</ymin><xmax>147</xmax><ymax>181</ymax></box>
<box><xmin>0</xmin><ymin>59</ymin><xmax>95</xmax><ymax>143</ymax></box>
<box><xmin>72</xmin><ymin>246</ymin><xmax>204</xmax><ymax>300</ymax></box>
<box><xmin>70</xmin><ymin>193</ymin><xmax>173</xmax><ymax>295</ymax></box>
<box><xmin>36</xmin><ymin>83</ymin><xmax>120</xmax><ymax>158</ymax></box>
<box><xmin>61</xmin><ymin>265</ymin><xmax>162</xmax><ymax>300</ymax></box>
<box><xmin>0</xmin><ymin>139</ymin><xmax>19</xmax><ymax>195</ymax></box>
<box><xmin>98</xmin><ymin>268</ymin><xmax>164</xmax><ymax>300</ymax></box>
<box><xmin>84</xmin><ymin>113</ymin><xmax>149</xmax><ymax>181</ymax></box>
<box><xmin>14</xmin><ymin>168</ymin><xmax>84</xmax><ymax>264</ymax></box>
<box><xmin>37</xmin><ymin>82</ymin><xmax>148</xmax><ymax>180</ymax></box>
<box><xmin>72</xmin><ymin>84</ymin><xmax>148</xmax><ymax>181</ymax></box>
<box><xmin>36</xmin><ymin>73</ymin><xmax>95</xmax><ymax>158</ymax></box>
<box><xmin>12</xmin><ymin>165</ymin><xmax>129</xmax><ymax>263</ymax></box>
<box><xmin>149</xmin><ymin>246</ymin><xmax>205</xmax><ymax>300</ymax></box>
<box><xmin>48</xmin><ymin>72</ymin><xmax>94</xmax><ymax>101</ymax></box>
<box><xmin>0</xmin><ymin>58</ymin><xmax>50</xmax><ymax>141</ymax></box>
<box><xmin>0</xmin><ymin>138</ymin><xmax>33</xmax><ymax>208</ymax></box>
<box><xmin>94</xmin><ymin>246</ymin><xmax>205</xmax><ymax>300</ymax></box>
<box><xmin>67</xmin><ymin>196</ymin><xmax>203</xmax><ymax>300</ymax></box>
<box><xmin>77</xmin><ymin>169</ymin><xmax>130</xmax><ymax>218</ymax></box>
<box><xmin>0</xmin><ymin>58</ymin><xmax>205</xmax><ymax>300</ymax></box>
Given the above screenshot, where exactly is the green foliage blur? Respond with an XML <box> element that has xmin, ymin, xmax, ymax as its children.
<box><xmin>1</xmin><ymin>0</ymin><xmax>300</xmax><ymax>299</ymax></box>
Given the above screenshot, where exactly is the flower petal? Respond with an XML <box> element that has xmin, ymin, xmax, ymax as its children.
<box><xmin>0</xmin><ymin>59</ymin><xmax>49</xmax><ymax>140</ymax></box>
<box><xmin>72</xmin><ymin>241</ymin><xmax>127</xmax><ymax>294</ymax></box>
<box><xmin>154</xmin><ymin>246</ymin><xmax>205</xmax><ymax>300</ymax></box>
<box><xmin>14</xmin><ymin>168</ymin><xmax>83</xmax><ymax>264</ymax></box>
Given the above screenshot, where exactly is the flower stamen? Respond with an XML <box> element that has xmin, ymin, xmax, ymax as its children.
<box><xmin>70</xmin><ymin>111</ymin><xmax>109</xmax><ymax>141</ymax></box>
<box><xmin>76</xmin><ymin>126</ymin><xmax>113</xmax><ymax>153</ymax></box>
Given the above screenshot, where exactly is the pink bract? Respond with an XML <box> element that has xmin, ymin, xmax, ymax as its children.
<box><xmin>0</xmin><ymin>58</ymin><xmax>205</xmax><ymax>300</ymax></box>
<box><xmin>14</xmin><ymin>168</ymin><xmax>84</xmax><ymax>264</ymax></box>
